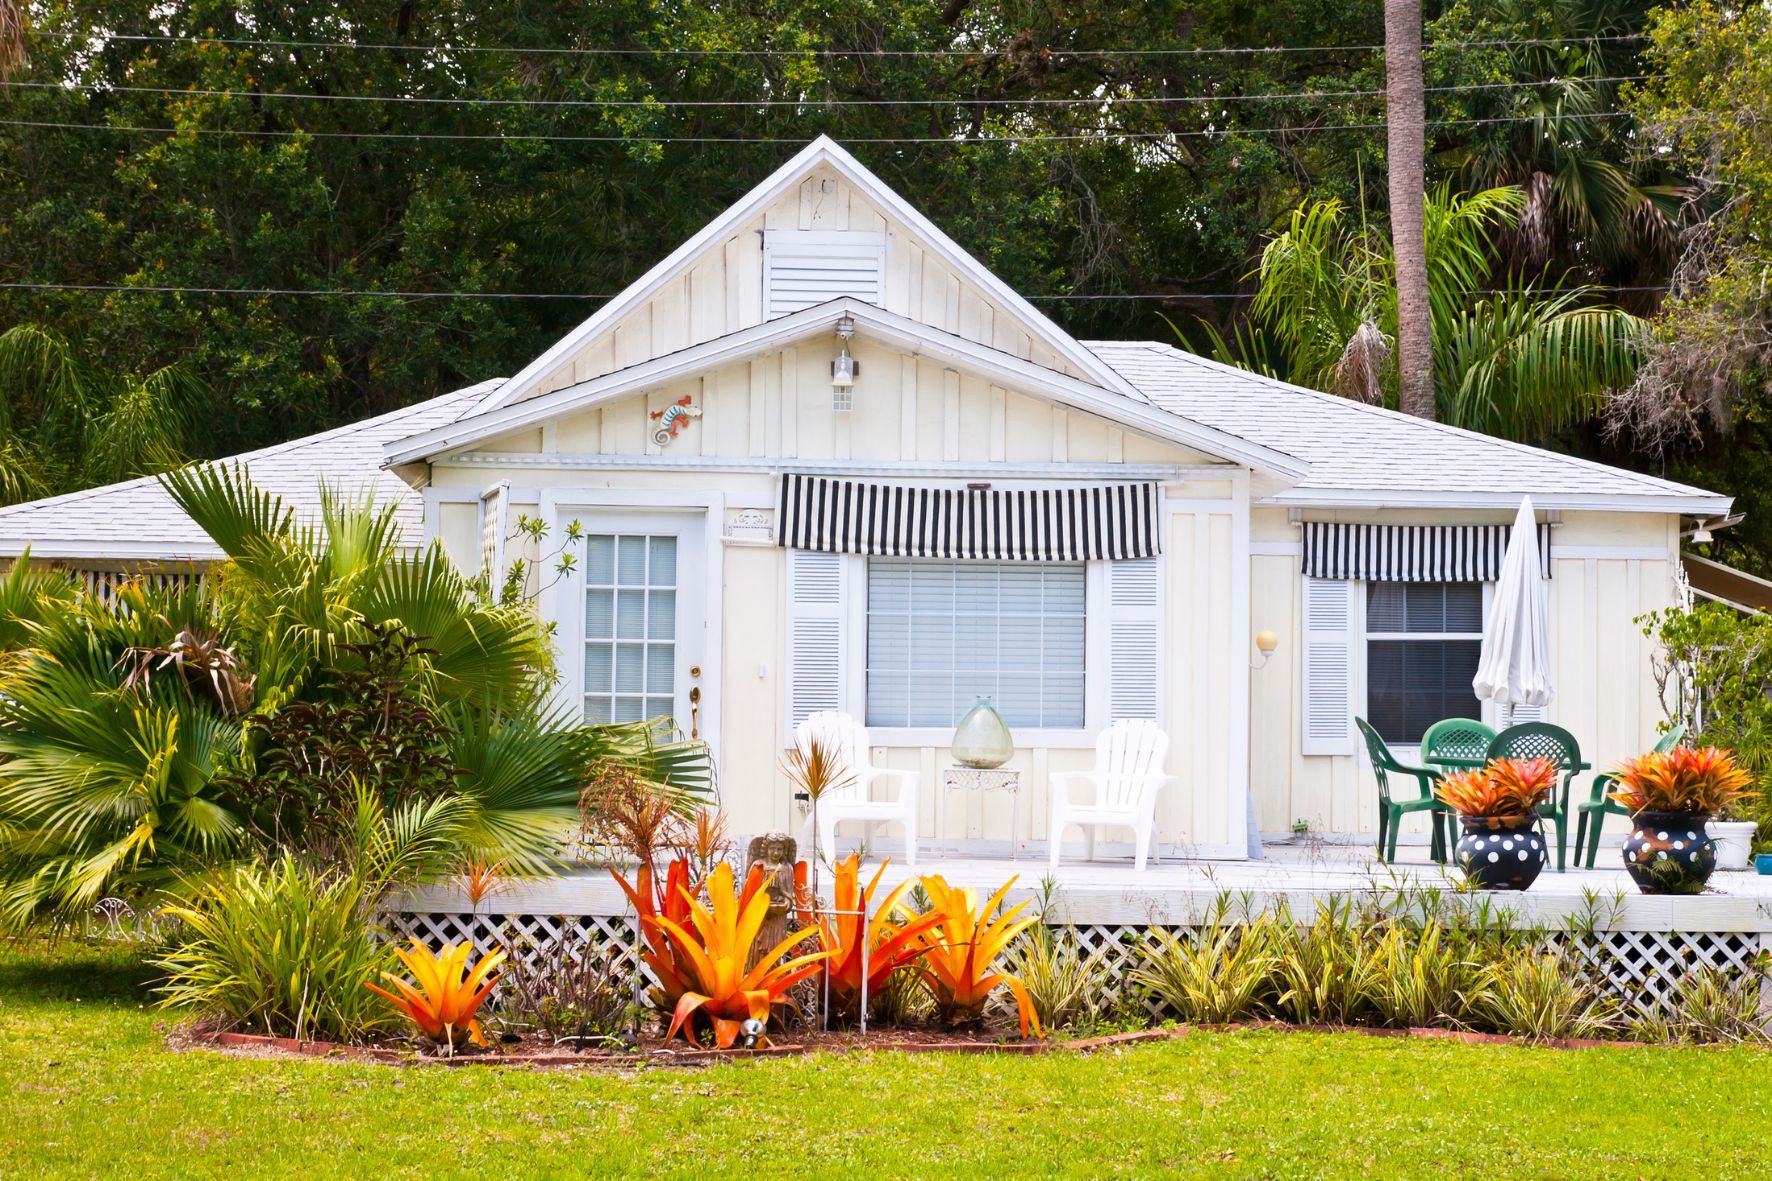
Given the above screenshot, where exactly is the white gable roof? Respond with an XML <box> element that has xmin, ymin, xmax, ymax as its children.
<box><xmin>0</xmin><ymin>381</ymin><xmax>498</xmax><ymax>561</ymax></box>
<box><xmin>384</xmin><ymin>298</ymin><xmax>1306</xmax><ymax>479</ymax></box>
<box><xmin>1084</xmin><ymin>341</ymin><xmax>1731</xmax><ymax>515</ymax></box>
<box><xmin>481</xmin><ymin>135</ymin><xmax>1144</xmax><ymax>411</ymax></box>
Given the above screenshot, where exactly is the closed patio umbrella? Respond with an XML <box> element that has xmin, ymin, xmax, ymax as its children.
<box><xmin>1473</xmin><ymin>496</ymin><xmax>1553</xmax><ymax>726</ymax></box>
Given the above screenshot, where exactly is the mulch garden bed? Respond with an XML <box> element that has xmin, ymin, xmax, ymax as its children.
<box><xmin>177</xmin><ymin>1020</ymin><xmax>1647</xmax><ymax>1068</ymax></box>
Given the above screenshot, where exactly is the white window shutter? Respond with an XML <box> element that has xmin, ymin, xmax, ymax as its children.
<box><xmin>478</xmin><ymin>480</ymin><xmax>509</xmax><ymax>588</ymax></box>
<box><xmin>1108</xmin><ymin>558</ymin><xmax>1162</xmax><ymax>721</ymax></box>
<box><xmin>785</xmin><ymin>548</ymin><xmax>849</xmax><ymax>737</ymax></box>
<box><xmin>1506</xmin><ymin>702</ymin><xmax>1548</xmax><ymax>725</ymax></box>
<box><xmin>762</xmin><ymin>230</ymin><xmax>887</xmax><ymax>318</ymax></box>
<box><xmin>1301</xmin><ymin>576</ymin><xmax>1356</xmax><ymax>755</ymax></box>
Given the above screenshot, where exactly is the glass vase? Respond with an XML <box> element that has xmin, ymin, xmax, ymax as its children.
<box><xmin>951</xmin><ymin>696</ymin><xmax>1013</xmax><ymax>769</ymax></box>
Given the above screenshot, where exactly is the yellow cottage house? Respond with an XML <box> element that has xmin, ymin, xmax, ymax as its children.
<box><xmin>0</xmin><ymin>137</ymin><xmax>1734</xmax><ymax>864</ymax></box>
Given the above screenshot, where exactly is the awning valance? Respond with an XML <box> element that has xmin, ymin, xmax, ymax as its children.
<box><xmin>1302</xmin><ymin>521</ymin><xmax>1551</xmax><ymax>582</ymax></box>
<box><xmin>777</xmin><ymin>474</ymin><xmax>1161</xmax><ymax>561</ymax></box>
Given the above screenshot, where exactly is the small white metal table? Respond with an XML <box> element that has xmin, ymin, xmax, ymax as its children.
<box><xmin>939</xmin><ymin>767</ymin><xmax>1023</xmax><ymax>859</ymax></box>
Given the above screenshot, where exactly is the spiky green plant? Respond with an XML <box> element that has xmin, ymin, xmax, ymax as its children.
<box><xmin>1267</xmin><ymin>897</ymin><xmax>1381</xmax><ymax>1026</ymax></box>
<box><xmin>1005</xmin><ymin>924</ymin><xmax>1110</xmax><ymax>1033</ymax></box>
<box><xmin>1362</xmin><ymin>922</ymin><xmax>1474</xmax><ymax>1028</ymax></box>
<box><xmin>1632</xmin><ymin>967</ymin><xmax>1770</xmax><ymax>1045</ymax></box>
<box><xmin>1131</xmin><ymin>919</ymin><xmax>1279</xmax><ymax>1024</ymax></box>
<box><xmin>1462</xmin><ymin>947</ymin><xmax>1621</xmax><ymax>1041</ymax></box>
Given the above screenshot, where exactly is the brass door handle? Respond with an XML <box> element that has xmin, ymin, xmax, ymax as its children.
<box><xmin>688</xmin><ymin>685</ymin><xmax>701</xmax><ymax>740</ymax></box>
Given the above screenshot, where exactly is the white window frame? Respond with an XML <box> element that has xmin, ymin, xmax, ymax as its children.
<box><xmin>1353</xmin><ymin>580</ymin><xmax>1497</xmax><ymax>759</ymax></box>
<box><xmin>847</xmin><ymin>555</ymin><xmax>1110</xmax><ymax>749</ymax></box>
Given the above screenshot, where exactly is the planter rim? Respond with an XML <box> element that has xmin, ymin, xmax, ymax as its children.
<box><xmin>1456</xmin><ymin>813</ymin><xmax>1536</xmax><ymax>829</ymax></box>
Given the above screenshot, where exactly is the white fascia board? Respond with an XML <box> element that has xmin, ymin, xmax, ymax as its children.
<box><xmin>0</xmin><ymin>538</ymin><xmax>226</xmax><ymax>561</ymax></box>
<box><xmin>385</xmin><ymin>298</ymin><xmax>1308</xmax><ymax>480</ymax></box>
<box><xmin>481</xmin><ymin>136</ymin><xmax>1142</xmax><ymax>413</ymax></box>
<box><xmin>1260</xmin><ymin>488</ymin><xmax>1737</xmax><ymax>516</ymax></box>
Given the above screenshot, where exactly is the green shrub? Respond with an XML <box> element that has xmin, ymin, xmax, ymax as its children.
<box><xmin>1268</xmin><ymin>897</ymin><xmax>1379</xmax><ymax>1025</ymax></box>
<box><xmin>1131</xmin><ymin>919</ymin><xmax>1278</xmax><ymax>1024</ymax></box>
<box><xmin>1633</xmin><ymin>967</ymin><xmax>1770</xmax><ymax>1045</ymax></box>
<box><xmin>1005</xmin><ymin>925</ymin><xmax>1108</xmax><ymax>1033</ymax></box>
<box><xmin>154</xmin><ymin>856</ymin><xmax>399</xmax><ymax>1043</ymax></box>
<box><xmin>1462</xmin><ymin>947</ymin><xmax>1621</xmax><ymax>1042</ymax></box>
<box><xmin>1362</xmin><ymin>922</ymin><xmax>1473</xmax><ymax>1028</ymax></box>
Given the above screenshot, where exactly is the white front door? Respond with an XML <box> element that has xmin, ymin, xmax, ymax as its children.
<box><xmin>561</xmin><ymin>512</ymin><xmax>707</xmax><ymax>739</ymax></box>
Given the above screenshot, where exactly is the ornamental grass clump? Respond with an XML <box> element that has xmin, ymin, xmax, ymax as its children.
<box><xmin>1361</xmin><ymin>922</ymin><xmax>1473</xmax><ymax>1028</ymax></box>
<box><xmin>1462</xmin><ymin>946</ymin><xmax>1620</xmax><ymax>1042</ymax></box>
<box><xmin>1436</xmin><ymin>757</ymin><xmax>1559</xmax><ymax>819</ymax></box>
<box><xmin>1607</xmin><ymin>746</ymin><xmax>1756</xmax><ymax>816</ymax></box>
<box><xmin>1267</xmin><ymin>897</ymin><xmax>1379</xmax><ymax>1026</ymax></box>
<box><xmin>1131</xmin><ymin>918</ymin><xmax>1279</xmax><ymax>1025</ymax></box>
<box><xmin>1632</xmin><ymin>966</ymin><xmax>1771</xmax><ymax>1045</ymax></box>
<box><xmin>1005</xmin><ymin>924</ymin><xmax>1110</xmax><ymax>1033</ymax></box>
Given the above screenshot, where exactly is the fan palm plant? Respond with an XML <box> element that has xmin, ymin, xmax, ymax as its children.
<box><xmin>0</xmin><ymin>465</ymin><xmax>711</xmax><ymax>927</ymax></box>
<box><xmin>1209</xmin><ymin>185</ymin><xmax>1642</xmax><ymax>440</ymax></box>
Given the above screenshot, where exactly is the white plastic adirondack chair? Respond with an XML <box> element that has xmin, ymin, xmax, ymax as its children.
<box><xmin>794</xmin><ymin>711</ymin><xmax>920</xmax><ymax>867</ymax></box>
<box><xmin>1048</xmin><ymin>720</ymin><xmax>1172</xmax><ymax>871</ymax></box>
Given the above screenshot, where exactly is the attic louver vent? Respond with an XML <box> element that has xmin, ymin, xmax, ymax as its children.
<box><xmin>762</xmin><ymin>230</ymin><xmax>886</xmax><ymax>319</ymax></box>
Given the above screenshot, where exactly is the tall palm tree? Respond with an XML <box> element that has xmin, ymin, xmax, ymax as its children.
<box><xmin>1206</xmin><ymin>185</ymin><xmax>1642</xmax><ymax>441</ymax></box>
<box><xmin>0</xmin><ymin>466</ymin><xmax>712</xmax><ymax>927</ymax></box>
<box><xmin>1386</xmin><ymin>0</ymin><xmax>1435</xmax><ymax>420</ymax></box>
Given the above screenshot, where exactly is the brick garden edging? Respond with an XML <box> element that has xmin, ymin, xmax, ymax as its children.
<box><xmin>184</xmin><ymin>1020</ymin><xmax>1651</xmax><ymax>1067</ymax></box>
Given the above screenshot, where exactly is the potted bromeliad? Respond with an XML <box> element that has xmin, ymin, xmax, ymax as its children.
<box><xmin>1608</xmin><ymin>746</ymin><xmax>1756</xmax><ymax>894</ymax></box>
<box><xmin>1435</xmin><ymin>758</ymin><xmax>1558</xmax><ymax>890</ymax></box>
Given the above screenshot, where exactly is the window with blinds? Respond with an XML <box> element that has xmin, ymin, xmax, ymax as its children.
<box><xmin>1366</xmin><ymin>581</ymin><xmax>1483</xmax><ymax>745</ymax></box>
<box><xmin>864</xmin><ymin>558</ymin><xmax>1085</xmax><ymax>729</ymax></box>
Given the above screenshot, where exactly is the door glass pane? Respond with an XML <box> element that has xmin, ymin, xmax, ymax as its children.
<box><xmin>584</xmin><ymin>530</ymin><xmax>682</xmax><ymax>727</ymax></box>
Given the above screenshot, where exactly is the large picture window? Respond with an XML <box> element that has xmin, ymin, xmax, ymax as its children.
<box><xmin>865</xmin><ymin>559</ymin><xmax>1086</xmax><ymax>729</ymax></box>
<box><xmin>1365</xmin><ymin>581</ymin><xmax>1484</xmax><ymax>745</ymax></box>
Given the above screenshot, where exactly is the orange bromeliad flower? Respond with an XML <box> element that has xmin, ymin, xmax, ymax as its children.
<box><xmin>1435</xmin><ymin>757</ymin><xmax>1559</xmax><ymax>819</ymax></box>
<box><xmin>611</xmin><ymin>857</ymin><xmax>697</xmax><ymax>1010</ymax></box>
<box><xmin>652</xmin><ymin>861</ymin><xmax>832</xmax><ymax>1048</ymax></box>
<box><xmin>799</xmin><ymin>854</ymin><xmax>946</xmax><ymax>1020</ymax></box>
<box><xmin>364</xmin><ymin>939</ymin><xmax>507</xmax><ymax>1052</ymax></box>
<box><xmin>1609</xmin><ymin>745</ymin><xmax>1756</xmax><ymax>816</ymax></box>
<box><xmin>914</xmin><ymin>874</ymin><xmax>1044</xmax><ymax>1038</ymax></box>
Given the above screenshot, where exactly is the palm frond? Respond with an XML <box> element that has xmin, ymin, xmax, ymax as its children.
<box><xmin>160</xmin><ymin>463</ymin><xmax>297</xmax><ymax>563</ymax></box>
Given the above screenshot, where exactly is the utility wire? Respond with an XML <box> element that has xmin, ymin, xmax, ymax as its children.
<box><xmin>0</xmin><ymin>110</ymin><xmax>1636</xmax><ymax>145</ymax></box>
<box><xmin>0</xmin><ymin>281</ymin><xmax>1672</xmax><ymax>301</ymax></box>
<box><xmin>0</xmin><ymin>75</ymin><xmax>1654</xmax><ymax>110</ymax></box>
<box><xmin>30</xmin><ymin>30</ymin><xmax>1650</xmax><ymax>57</ymax></box>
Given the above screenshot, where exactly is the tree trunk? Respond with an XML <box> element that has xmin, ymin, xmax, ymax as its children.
<box><xmin>1385</xmin><ymin>0</ymin><xmax>1435</xmax><ymax>421</ymax></box>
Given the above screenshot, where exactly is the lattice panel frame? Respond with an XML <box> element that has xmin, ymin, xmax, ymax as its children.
<box><xmin>388</xmin><ymin>910</ymin><xmax>1765</xmax><ymax>1021</ymax></box>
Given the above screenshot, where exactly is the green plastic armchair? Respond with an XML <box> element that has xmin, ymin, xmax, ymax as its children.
<box><xmin>1421</xmin><ymin>717</ymin><xmax>1499</xmax><ymax>769</ymax></box>
<box><xmin>1356</xmin><ymin>717</ymin><xmax>1448</xmax><ymax>864</ymax></box>
<box><xmin>1484</xmin><ymin>722</ymin><xmax>1589</xmax><ymax>873</ymax></box>
<box><xmin>1574</xmin><ymin>725</ymin><xmax>1685</xmax><ymax>869</ymax></box>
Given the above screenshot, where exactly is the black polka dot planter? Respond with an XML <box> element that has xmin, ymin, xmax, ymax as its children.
<box><xmin>1621</xmin><ymin>810</ymin><xmax>1717</xmax><ymax>895</ymax></box>
<box><xmin>1454</xmin><ymin>816</ymin><xmax>1547</xmax><ymax>890</ymax></box>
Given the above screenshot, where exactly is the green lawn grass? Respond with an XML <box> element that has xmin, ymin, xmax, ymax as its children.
<box><xmin>4</xmin><ymin>939</ymin><xmax>1771</xmax><ymax>1180</ymax></box>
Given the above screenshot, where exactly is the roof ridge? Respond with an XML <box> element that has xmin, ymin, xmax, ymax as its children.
<box><xmin>1082</xmin><ymin>340</ymin><xmax>1719</xmax><ymax>502</ymax></box>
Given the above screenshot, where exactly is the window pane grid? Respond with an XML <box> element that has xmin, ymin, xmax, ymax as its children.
<box><xmin>866</xmin><ymin>559</ymin><xmax>1085</xmax><ymax>729</ymax></box>
<box><xmin>1366</xmin><ymin>580</ymin><xmax>1484</xmax><ymax>745</ymax></box>
<box><xmin>584</xmin><ymin>533</ymin><xmax>677</xmax><ymax>725</ymax></box>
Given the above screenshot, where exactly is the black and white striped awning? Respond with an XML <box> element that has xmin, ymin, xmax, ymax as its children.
<box><xmin>1302</xmin><ymin>521</ymin><xmax>1551</xmax><ymax>582</ymax></box>
<box><xmin>777</xmin><ymin>474</ymin><xmax>1161</xmax><ymax>561</ymax></box>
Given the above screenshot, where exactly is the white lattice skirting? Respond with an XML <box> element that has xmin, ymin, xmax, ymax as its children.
<box><xmin>384</xmin><ymin>911</ymin><xmax>1767</xmax><ymax>1020</ymax></box>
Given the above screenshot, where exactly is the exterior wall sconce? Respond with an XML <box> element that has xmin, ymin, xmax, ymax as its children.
<box><xmin>1251</xmin><ymin>629</ymin><xmax>1279</xmax><ymax>670</ymax></box>
<box><xmin>831</xmin><ymin>314</ymin><xmax>858</xmax><ymax>412</ymax></box>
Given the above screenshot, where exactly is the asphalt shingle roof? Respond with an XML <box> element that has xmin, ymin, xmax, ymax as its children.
<box><xmin>1083</xmin><ymin>341</ymin><xmax>1726</xmax><ymax>509</ymax></box>
<box><xmin>0</xmin><ymin>381</ymin><xmax>499</xmax><ymax>560</ymax></box>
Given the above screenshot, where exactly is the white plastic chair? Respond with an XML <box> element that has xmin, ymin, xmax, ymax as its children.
<box><xmin>1048</xmin><ymin>720</ymin><xmax>1172</xmax><ymax>871</ymax></box>
<box><xmin>794</xmin><ymin>711</ymin><xmax>920</xmax><ymax>868</ymax></box>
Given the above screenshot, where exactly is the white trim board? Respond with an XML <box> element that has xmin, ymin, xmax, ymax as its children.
<box><xmin>480</xmin><ymin>136</ymin><xmax>1144</xmax><ymax>415</ymax></box>
<box><xmin>384</xmin><ymin>297</ymin><xmax>1306</xmax><ymax>480</ymax></box>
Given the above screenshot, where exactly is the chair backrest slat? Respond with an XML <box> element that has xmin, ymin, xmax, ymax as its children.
<box><xmin>1096</xmin><ymin>719</ymin><xmax>1169</xmax><ymax>809</ymax></box>
<box><xmin>794</xmin><ymin>710</ymin><xmax>869</xmax><ymax>791</ymax></box>
<box><xmin>1421</xmin><ymin>718</ymin><xmax>1498</xmax><ymax>765</ymax></box>
<box><xmin>1485</xmin><ymin>722</ymin><xmax>1582</xmax><ymax>771</ymax></box>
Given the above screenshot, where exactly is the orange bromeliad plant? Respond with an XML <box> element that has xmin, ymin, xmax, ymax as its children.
<box><xmin>797</xmin><ymin>854</ymin><xmax>946</xmax><ymax>1020</ymax></box>
<box><xmin>652</xmin><ymin>861</ymin><xmax>832</xmax><ymax>1048</ymax></box>
<box><xmin>1435</xmin><ymin>757</ymin><xmax>1559</xmax><ymax>820</ymax></box>
<box><xmin>364</xmin><ymin>939</ymin><xmax>507</xmax><ymax>1052</ymax></box>
<box><xmin>610</xmin><ymin>856</ymin><xmax>697</xmax><ymax>1010</ymax></box>
<box><xmin>1608</xmin><ymin>745</ymin><xmax>1756</xmax><ymax>816</ymax></box>
<box><xmin>913</xmin><ymin>874</ymin><xmax>1044</xmax><ymax>1038</ymax></box>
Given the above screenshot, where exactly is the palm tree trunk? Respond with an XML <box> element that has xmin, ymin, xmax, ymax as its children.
<box><xmin>1385</xmin><ymin>0</ymin><xmax>1434</xmax><ymax>420</ymax></box>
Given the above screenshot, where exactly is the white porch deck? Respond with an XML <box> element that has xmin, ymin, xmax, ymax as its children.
<box><xmin>403</xmin><ymin>841</ymin><xmax>1772</xmax><ymax>935</ymax></box>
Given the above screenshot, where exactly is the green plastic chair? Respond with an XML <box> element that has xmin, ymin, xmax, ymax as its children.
<box><xmin>1421</xmin><ymin>718</ymin><xmax>1499</xmax><ymax>769</ymax></box>
<box><xmin>1356</xmin><ymin>717</ymin><xmax>1448</xmax><ymax>864</ymax></box>
<box><xmin>1574</xmin><ymin>725</ymin><xmax>1685</xmax><ymax>869</ymax></box>
<box><xmin>1483</xmin><ymin>722</ymin><xmax>1588</xmax><ymax>873</ymax></box>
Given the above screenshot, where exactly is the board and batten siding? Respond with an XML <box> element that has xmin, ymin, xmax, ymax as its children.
<box><xmin>517</xmin><ymin>165</ymin><xmax>1090</xmax><ymax>403</ymax></box>
<box><xmin>1247</xmin><ymin>507</ymin><xmax>1679</xmax><ymax>839</ymax></box>
<box><xmin>428</xmin><ymin>341</ymin><xmax>1247</xmax><ymax>854</ymax></box>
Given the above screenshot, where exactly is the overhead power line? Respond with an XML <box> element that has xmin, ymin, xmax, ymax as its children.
<box><xmin>0</xmin><ymin>110</ymin><xmax>1635</xmax><ymax>145</ymax></box>
<box><xmin>0</xmin><ymin>281</ymin><xmax>1671</xmax><ymax>301</ymax></box>
<box><xmin>30</xmin><ymin>29</ymin><xmax>1650</xmax><ymax>58</ymax></box>
<box><xmin>1</xmin><ymin>75</ymin><xmax>1654</xmax><ymax>110</ymax></box>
